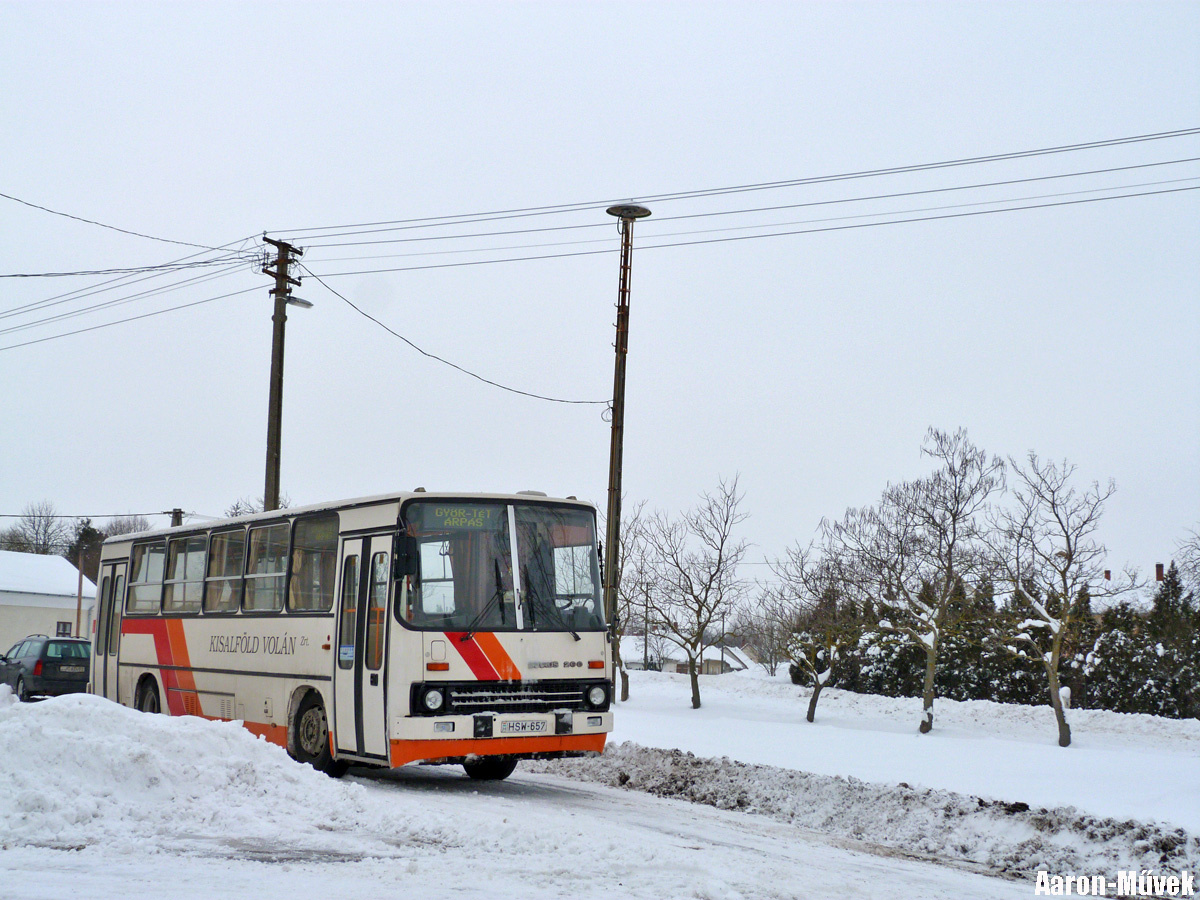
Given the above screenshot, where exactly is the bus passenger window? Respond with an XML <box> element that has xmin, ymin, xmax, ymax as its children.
<box><xmin>244</xmin><ymin>523</ymin><xmax>288</xmax><ymax>612</ymax></box>
<box><xmin>338</xmin><ymin>556</ymin><xmax>359</xmax><ymax>669</ymax></box>
<box><xmin>204</xmin><ymin>530</ymin><xmax>244</xmax><ymax>613</ymax></box>
<box><xmin>163</xmin><ymin>535</ymin><xmax>206</xmax><ymax>614</ymax></box>
<box><xmin>289</xmin><ymin>514</ymin><xmax>338</xmax><ymax>613</ymax></box>
<box><xmin>127</xmin><ymin>542</ymin><xmax>166</xmax><ymax>613</ymax></box>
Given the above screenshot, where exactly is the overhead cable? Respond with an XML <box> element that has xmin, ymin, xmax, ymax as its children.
<box><xmin>0</xmin><ymin>190</ymin><xmax>233</xmax><ymax>251</ymax></box>
<box><xmin>271</xmin><ymin>126</ymin><xmax>1200</xmax><ymax>238</ymax></box>
<box><xmin>300</xmin><ymin>265</ymin><xmax>607</xmax><ymax>406</ymax></box>
<box><xmin>294</xmin><ymin>154</ymin><xmax>1200</xmax><ymax>249</ymax></box>
<box><xmin>0</xmin><ymin>256</ymin><xmax>250</xmax><ymax>279</ymax></box>
<box><xmin>301</xmin><ymin>175</ymin><xmax>1200</xmax><ymax>265</ymax></box>
<box><xmin>305</xmin><ymin>183</ymin><xmax>1200</xmax><ymax>279</ymax></box>
<box><xmin>0</xmin><ymin>286</ymin><xmax>260</xmax><ymax>353</ymax></box>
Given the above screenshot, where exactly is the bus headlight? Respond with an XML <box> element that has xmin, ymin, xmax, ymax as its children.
<box><xmin>422</xmin><ymin>688</ymin><xmax>446</xmax><ymax>713</ymax></box>
<box><xmin>585</xmin><ymin>683</ymin><xmax>609</xmax><ymax>709</ymax></box>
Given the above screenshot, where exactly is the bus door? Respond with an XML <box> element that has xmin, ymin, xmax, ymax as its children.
<box><xmin>94</xmin><ymin>561</ymin><xmax>125</xmax><ymax>700</ymax></box>
<box><xmin>333</xmin><ymin>534</ymin><xmax>391</xmax><ymax>760</ymax></box>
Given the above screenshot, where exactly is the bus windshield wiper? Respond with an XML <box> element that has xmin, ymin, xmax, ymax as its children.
<box><xmin>460</xmin><ymin>560</ymin><xmax>505</xmax><ymax>642</ymax></box>
<box><xmin>523</xmin><ymin>565</ymin><xmax>580</xmax><ymax>641</ymax></box>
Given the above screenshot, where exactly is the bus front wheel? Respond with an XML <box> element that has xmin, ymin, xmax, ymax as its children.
<box><xmin>463</xmin><ymin>757</ymin><xmax>518</xmax><ymax>781</ymax></box>
<box><xmin>292</xmin><ymin>692</ymin><xmax>348</xmax><ymax>778</ymax></box>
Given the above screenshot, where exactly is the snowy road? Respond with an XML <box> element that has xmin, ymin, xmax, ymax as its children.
<box><xmin>3</xmin><ymin>764</ymin><xmax>1029</xmax><ymax>900</ymax></box>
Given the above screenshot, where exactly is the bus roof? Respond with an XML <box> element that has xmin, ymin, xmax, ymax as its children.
<box><xmin>100</xmin><ymin>490</ymin><xmax>598</xmax><ymax>546</ymax></box>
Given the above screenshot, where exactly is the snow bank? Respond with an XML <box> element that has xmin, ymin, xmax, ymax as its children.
<box><xmin>0</xmin><ymin>692</ymin><xmax>450</xmax><ymax>857</ymax></box>
<box><xmin>528</xmin><ymin>742</ymin><xmax>1199</xmax><ymax>877</ymax></box>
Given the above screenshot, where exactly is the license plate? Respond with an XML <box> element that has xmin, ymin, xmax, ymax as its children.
<box><xmin>499</xmin><ymin>720</ymin><xmax>547</xmax><ymax>735</ymax></box>
<box><xmin>60</xmin><ymin>666</ymin><xmax>85</xmax><ymax>674</ymax></box>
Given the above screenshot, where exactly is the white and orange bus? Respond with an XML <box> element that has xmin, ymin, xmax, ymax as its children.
<box><xmin>90</xmin><ymin>490</ymin><xmax>612</xmax><ymax>779</ymax></box>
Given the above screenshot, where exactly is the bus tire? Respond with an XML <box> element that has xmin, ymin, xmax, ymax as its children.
<box><xmin>136</xmin><ymin>678</ymin><xmax>161</xmax><ymax>714</ymax></box>
<box><xmin>292</xmin><ymin>692</ymin><xmax>348</xmax><ymax>778</ymax></box>
<box><xmin>463</xmin><ymin>757</ymin><xmax>518</xmax><ymax>781</ymax></box>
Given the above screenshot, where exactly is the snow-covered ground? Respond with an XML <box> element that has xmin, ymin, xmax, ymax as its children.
<box><xmin>611</xmin><ymin>669</ymin><xmax>1200</xmax><ymax>831</ymax></box>
<box><xmin>1</xmin><ymin>670</ymin><xmax>1196</xmax><ymax>899</ymax></box>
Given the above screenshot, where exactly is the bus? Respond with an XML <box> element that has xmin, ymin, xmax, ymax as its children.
<box><xmin>90</xmin><ymin>490</ymin><xmax>613</xmax><ymax>780</ymax></box>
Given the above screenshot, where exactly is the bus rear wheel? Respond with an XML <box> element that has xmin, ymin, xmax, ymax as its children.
<box><xmin>136</xmin><ymin>679</ymin><xmax>161</xmax><ymax>713</ymax></box>
<box><xmin>292</xmin><ymin>692</ymin><xmax>348</xmax><ymax>778</ymax></box>
<box><xmin>463</xmin><ymin>757</ymin><xmax>518</xmax><ymax>781</ymax></box>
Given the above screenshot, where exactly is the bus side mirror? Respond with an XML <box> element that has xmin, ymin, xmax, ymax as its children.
<box><xmin>394</xmin><ymin>534</ymin><xmax>419</xmax><ymax>579</ymax></box>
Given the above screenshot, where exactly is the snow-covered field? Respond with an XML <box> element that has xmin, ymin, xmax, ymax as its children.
<box><xmin>1</xmin><ymin>670</ymin><xmax>1196</xmax><ymax>899</ymax></box>
<box><xmin>609</xmin><ymin>669</ymin><xmax>1200</xmax><ymax>831</ymax></box>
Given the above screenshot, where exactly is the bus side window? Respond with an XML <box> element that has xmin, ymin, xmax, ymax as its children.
<box><xmin>108</xmin><ymin>576</ymin><xmax>123</xmax><ymax>655</ymax></box>
<box><xmin>96</xmin><ymin>575</ymin><xmax>111</xmax><ymax>656</ymax></box>
<box><xmin>288</xmin><ymin>514</ymin><xmax>338</xmax><ymax>613</ymax></box>
<box><xmin>244</xmin><ymin>523</ymin><xmax>288</xmax><ymax>612</ymax></box>
<box><xmin>338</xmin><ymin>556</ymin><xmax>359</xmax><ymax>669</ymax></box>
<box><xmin>366</xmin><ymin>552</ymin><xmax>388</xmax><ymax>670</ymax></box>
<box><xmin>128</xmin><ymin>542</ymin><xmax>166</xmax><ymax>613</ymax></box>
<box><xmin>204</xmin><ymin>530</ymin><xmax>244</xmax><ymax>613</ymax></box>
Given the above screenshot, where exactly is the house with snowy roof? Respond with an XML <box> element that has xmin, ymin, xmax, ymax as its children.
<box><xmin>0</xmin><ymin>550</ymin><xmax>96</xmax><ymax>654</ymax></box>
<box><xmin>621</xmin><ymin>632</ymin><xmax>753</xmax><ymax>674</ymax></box>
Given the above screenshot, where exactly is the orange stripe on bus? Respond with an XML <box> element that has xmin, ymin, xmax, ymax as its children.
<box><xmin>388</xmin><ymin>733</ymin><xmax>606</xmax><ymax>768</ymax></box>
<box><xmin>165</xmin><ymin>619</ymin><xmax>197</xmax><ymax>694</ymax></box>
<box><xmin>473</xmin><ymin>632</ymin><xmax>521</xmax><ymax>681</ymax></box>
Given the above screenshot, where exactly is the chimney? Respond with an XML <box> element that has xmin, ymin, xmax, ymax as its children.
<box><xmin>1156</xmin><ymin>563</ymin><xmax>1164</xmax><ymax>582</ymax></box>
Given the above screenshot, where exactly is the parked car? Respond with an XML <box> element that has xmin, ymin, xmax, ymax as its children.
<box><xmin>0</xmin><ymin>635</ymin><xmax>91</xmax><ymax>701</ymax></box>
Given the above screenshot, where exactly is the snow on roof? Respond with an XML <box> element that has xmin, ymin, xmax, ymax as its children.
<box><xmin>0</xmin><ymin>550</ymin><xmax>96</xmax><ymax>598</ymax></box>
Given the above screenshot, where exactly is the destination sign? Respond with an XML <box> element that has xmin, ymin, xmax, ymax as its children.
<box><xmin>417</xmin><ymin>504</ymin><xmax>504</xmax><ymax>531</ymax></box>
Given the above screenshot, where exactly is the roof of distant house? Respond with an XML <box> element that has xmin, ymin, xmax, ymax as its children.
<box><xmin>0</xmin><ymin>550</ymin><xmax>96</xmax><ymax>598</ymax></box>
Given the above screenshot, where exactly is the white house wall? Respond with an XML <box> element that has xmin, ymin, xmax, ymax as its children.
<box><xmin>0</xmin><ymin>591</ymin><xmax>95</xmax><ymax>653</ymax></box>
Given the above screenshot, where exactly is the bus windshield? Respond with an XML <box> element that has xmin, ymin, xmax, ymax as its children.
<box><xmin>401</xmin><ymin>501</ymin><xmax>604</xmax><ymax>633</ymax></box>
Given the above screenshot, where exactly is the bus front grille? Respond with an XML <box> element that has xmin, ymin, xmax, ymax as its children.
<box><xmin>414</xmin><ymin>680</ymin><xmax>604</xmax><ymax>715</ymax></box>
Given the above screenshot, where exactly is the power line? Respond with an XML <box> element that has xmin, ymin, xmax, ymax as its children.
<box><xmin>0</xmin><ymin>264</ymin><xmax>246</xmax><ymax>336</ymax></box>
<box><xmin>0</xmin><ymin>512</ymin><xmax>177</xmax><ymax>519</ymax></box>
<box><xmin>0</xmin><ymin>236</ymin><xmax>257</xmax><ymax>320</ymax></box>
<box><xmin>0</xmin><ymin>191</ymin><xmax>231</xmax><ymax>251</ymax></box>
<box><xmin>299</xmin><ymin>264</ymin><xmax>608</xmax><ymax>406</ymax></box>
<box><xmin>0</xmin><ymin>256</ymin><xmax>250</xmax><ymax>279</ymax></box>
<box><xmin>0</xmin><ymin>286</ymin><xmax>260</xmax><ymax>353</ymax></box>
<box><xmin>272</xmin><ymin>126</ymin><xmax>1200</xmax><ymax>238</ymax></box>
<box><xmin>299</xmin><ymin>174</ymin><xmax>1200</xmax><ymax>265</ymax></box>
<box><xmin>305</xmin><ymin>183</ymin><xmax>1200</xmax><ymax>279</ymax></box>
<box><xmin>0</xmin><ymin>261</ymin><xmax>245</xmax><ymax>324</ymax></box>
<box><xmin>294</xmin><ymin>154</ymin><xmax>1200</xmax><ymax>250</ymax></box>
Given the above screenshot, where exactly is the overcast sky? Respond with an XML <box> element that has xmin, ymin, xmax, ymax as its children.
<box><xmin>1</xmin><ymin>1</ymin><xmax>1197</xmax><ymax>589</ymax></box>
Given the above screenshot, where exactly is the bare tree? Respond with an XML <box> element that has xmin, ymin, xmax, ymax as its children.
<box><xmin>772</xmin><ymin>542</ymin><xmax>861</xmax><ymax>722</ymax></box>
<box><xmin>3</xmin><ymin>501</ymin><xmax>72</xmax><ymax>554</ymax></box>
<box><xmin>225</xmin><ymin>494</ymin><xmax>291</xmax><ymax>518</ymax></box>
<box><xmin>103</xmin><ymin>514</ymin><xmax>154</xmax><ymax>538</ymax></box>
<box><xmin>827</xmin><ymin>428</ymin><xmax>1003</xmax><ymax>734</ymax></box>
<box><xmin>642</xmin><ymin>476</ymin><xmax>750</xmax><ymax>709</ymax></box>
<box><xmin>1177</xmin><ymin>526</ymin><xmax>1200</xmax><ymax>594</ymax></box>
<box><xmin>610</xmin><ymin>500</ymin><xmax>649</xmax><ymax>701</ymax></box>
<box><xmin>990</xmin><ymin>453</ymin><xmax>1136</xmax><ymax>747</ymax></box>
<box><xmin>733</xmin><ymin>586</ymin><xmax>792</xmax><ymax>677</ymax></box>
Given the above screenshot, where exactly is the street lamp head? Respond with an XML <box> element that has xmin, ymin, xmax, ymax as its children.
<box><xmin>606</xmin><ymin>204</ymin><xmax>652</xmax><ymax>220</ymax></box>
<box><xmin>286</xmin><ymin>296</ymin><xmax>314</xmax><ymax>309</ymax></box>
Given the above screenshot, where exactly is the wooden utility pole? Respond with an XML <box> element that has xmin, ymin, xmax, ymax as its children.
<box><xmin>74</xmin><ymin>545</ymin><xmax>83</xmax><ymax>638</ymax></box>
<box><xmin>262</xmin><ymin>237</ymin><xmax>303</xmax><ymax>512</ymax></box>
<box><xmin>602</xmin><ymin>204</ymin><xmax>651</xmax><ymax>642</ymax></box>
